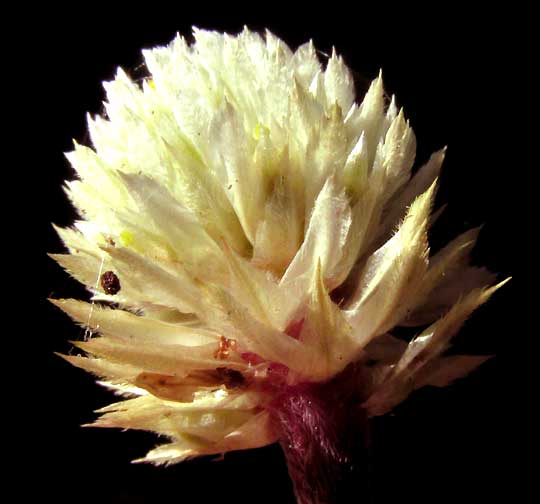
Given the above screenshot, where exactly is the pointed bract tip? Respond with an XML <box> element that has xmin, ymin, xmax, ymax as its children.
<box><xmin>81</xmin><ymin>422</ymin><xmax>101</xmax><ymax>428</ymax></box>
<box><xmin>422</xmin><ymin>177</ymin><xmax>439</xmax><ymax>200</ymax></box>
<box><xmin>494</xmin><ymin>276</ymin><xmax>512</xmax><ymax>290</ymax></box>
<box><xmin>54</xmin><ymin>351</ymin><xmax>72</xmax><ymax>362</ymax></box>
<box><xmin>48</xmin><ymin>297</ymin><xmax>64</xmax><ymax>308</ymax></box>
<box><xmin>131</xmin><ymin>457</ymin><xmax>150</xmax><ymax>464</ymax></box>
<box><xmin>69</xmin><ymin>339</ymin><xmax>92</xmax><ymax>352</ymax></box>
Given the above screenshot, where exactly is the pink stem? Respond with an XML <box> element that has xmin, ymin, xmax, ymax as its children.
<box><xmin>270</xmin><ymin>380</ymin><xmax>371</xmax><ymax>504</ymax></box>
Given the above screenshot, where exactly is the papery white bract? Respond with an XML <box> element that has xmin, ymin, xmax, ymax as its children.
<box><xmin>51</xmin><ymin>27</ymin><xmax>507</xmax><ymax>466</ymax></box>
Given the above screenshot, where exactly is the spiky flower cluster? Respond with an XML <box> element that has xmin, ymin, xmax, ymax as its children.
<box><xmin>51</xmin><ymin>28</ymin><xmax>506</xmax><ymax>465</ymax></box>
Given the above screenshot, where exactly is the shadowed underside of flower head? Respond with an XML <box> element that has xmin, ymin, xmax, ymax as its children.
<box><xmin>50</xmin><ymin>27</ymin><xmax>508</xmax><ymax>468</ymax></box>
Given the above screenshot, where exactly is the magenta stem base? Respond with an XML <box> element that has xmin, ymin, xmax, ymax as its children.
<box><xmin>270</xmin><ymin>379</ymin><xmax>371</xmax><ymax>504</ymax></box>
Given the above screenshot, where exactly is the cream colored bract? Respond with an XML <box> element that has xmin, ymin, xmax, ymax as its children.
<box><xmin>51</xmin><ymin>28</ymin><xmax>507</xmax><ymax>465</ymax></box>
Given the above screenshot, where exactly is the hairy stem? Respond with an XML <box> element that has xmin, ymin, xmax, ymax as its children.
<box><xmin>270</xmin><ymin>379</ymin><xmax>371</xmax><ymax>504</ymax></box>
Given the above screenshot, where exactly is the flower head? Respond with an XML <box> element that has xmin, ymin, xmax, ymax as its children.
<box><xmin>51</xmin><ymin>27</ymin><xmax>508</xmax><ymax>467</ymax></box>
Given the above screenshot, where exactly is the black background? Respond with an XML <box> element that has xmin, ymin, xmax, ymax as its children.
<box><xmin>23</xmin><ymin>8</ymin><xmax>517</xmax><ymax>504</ymax></box>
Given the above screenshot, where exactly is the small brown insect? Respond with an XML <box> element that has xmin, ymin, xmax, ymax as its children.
<box><xmin>214</xmin><ymin>336</ymin><xmax>237</xmax><ymax>360</ymax></box>
<box><xmin>100</xmin><ymin>271</ymin><xmax>121</xmax><ymax>295</ymax></box>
